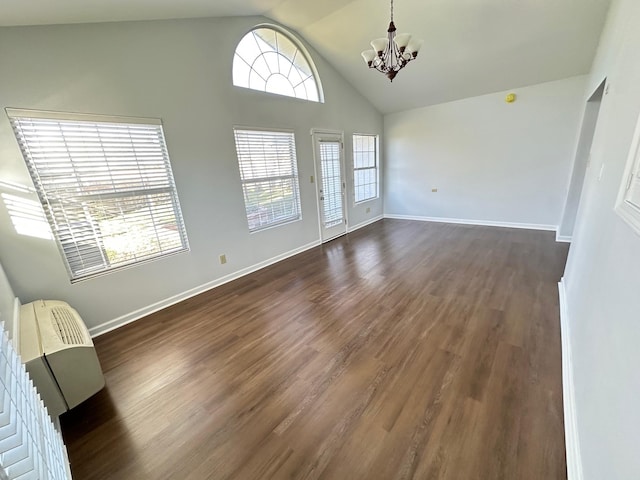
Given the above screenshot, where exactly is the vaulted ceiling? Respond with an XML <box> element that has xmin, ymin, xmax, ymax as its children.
<box><xmin>0</xmin><ymin>0</ymin><xmax>612</xmax><ymax>114</ymax></box>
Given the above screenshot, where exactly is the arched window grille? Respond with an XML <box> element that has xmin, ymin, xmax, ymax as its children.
<box><xmin>233</xmin><ymin>26</ymin><xmax>322</xmax><ymax>103</ymax></box>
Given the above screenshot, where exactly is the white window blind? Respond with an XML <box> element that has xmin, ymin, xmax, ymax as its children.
<box><xmin>233</xmin><ymin>128</ymin><xmax>302</xmax><ymax>232</ymax></box>
<box><xmin>0</xmin><ymin>322</ymin><xmax>70</xmax><ymax>479</ymax></box>
<box><xmin>7</xmin><ymin>109</ymin><xmax>189</xmax><ymax>282</ymax></box>
<box><xmin>319</xmin><ymin>141</ymin><xmax>344</xmax><ymax>228</ymax></box>
<box><xmin>353</xmin><ymin>134</ymin><xmax>379</xmax><ymax>203</ymax></box>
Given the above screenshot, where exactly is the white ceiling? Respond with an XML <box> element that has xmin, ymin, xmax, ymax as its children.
<box><xmin>0</xmin><ymin>0</ymin><xmax>612</xmax><ymax>114</ymax></box>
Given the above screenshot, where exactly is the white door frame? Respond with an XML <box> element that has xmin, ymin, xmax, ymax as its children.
<box><xmin>311</xmin><ymin>128</ymin><xmax>348</xmax><ymax>242</ymax></box>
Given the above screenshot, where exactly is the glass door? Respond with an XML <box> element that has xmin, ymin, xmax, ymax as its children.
<box><xmin>312</xmin><ymin>131</ymin><xmax>347</xmax><ymax>242</ymax></box>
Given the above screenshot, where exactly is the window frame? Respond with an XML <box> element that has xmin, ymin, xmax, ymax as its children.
<box><xmin>6</xmin><ymin>108</ymin><xmax>190</xmax><ymax>282</ymax></box>
<box><xmin>352</xmin><ymin>133</ymin><xmax>380</xmax><ymax>204</ymax></box>
<box><xmin>233</xmin><ymin>126</ymin><xmax>303</xmax><ymax>233</ymax></box>
<box><xmin>232</xmin><ymin>24</ymin><xmax>324</xmax><ymax>103</ymax></box>
<box><xmin>615</xmin><ymin>111</ymin><xmax>640</xmax><ymax>237</ymax></box>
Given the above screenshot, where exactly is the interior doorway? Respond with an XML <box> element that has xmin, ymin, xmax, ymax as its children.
<box><xmin>558</xmin><ymin>79</ymin><xmax>607</xmax><ymax>240</ymax></box>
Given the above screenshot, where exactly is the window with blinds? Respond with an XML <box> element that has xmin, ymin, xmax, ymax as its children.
<box><xmin>616</xmin><ymin>112</ymin><xmax>640</xmax><ymax>236</ymax></box>
<box><xmin>7</xmin><ymin>109</ymin><xmax>189</xmax><ymax>282</ymax></box>
<box><xmin>353</xmin><ymin>134</ymin><xmax>379</xmax><ymax>203</ymax></box>
<box><xmin>233</xmin><ymin>128</ymin><xmax>302</xmax><ymax>232</ymax></box>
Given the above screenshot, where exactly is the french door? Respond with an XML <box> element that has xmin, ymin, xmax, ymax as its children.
<box><xmin>312</xmin><ymin>131</ymin><xmax>347</xmax><ymax>242</ymax></box>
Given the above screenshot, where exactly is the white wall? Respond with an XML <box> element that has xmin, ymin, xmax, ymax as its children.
<box><xmin>0</xmin><ymin>17</ymin><xmax>383</xmax><ymax>333</ymax></box>
<box><xmin>562</xmin><ymin>0</ymin><xmax>640</xmax><ymax>477</ymax></box>
<box><xmin>384</xmin><ymin>76</ymin><xmax>587</xmax><ymax>228</ymax></box>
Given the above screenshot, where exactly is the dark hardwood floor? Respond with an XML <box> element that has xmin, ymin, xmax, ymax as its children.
<box><xmin>61</xmin><ymin>219</ymin><xmax>569</xmax><ymax>480</ymax></box>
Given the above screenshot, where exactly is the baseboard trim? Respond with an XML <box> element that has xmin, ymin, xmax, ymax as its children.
<box><xmin>347</xmin><ymin>215</ymin><xmax>383</xmax><ymax>233</ymax></box>
<box><xmin>558</xmin><ymin>279</ymin><xmax>584</xmax><ymax>480</ymax></box>
<box><xmin>89</xmin><ymin>240</ymin><xmax>322</xmax><ymax>338</ymax></box>
<box><xmin>383</xmin><ymin>213</ymin><xmax>557</xmax><ymax>232</ymax></box>
<box><xmin>556</xmin><ymin>233</ymin><xmax>573</xmax><ymax>243</ymax></box>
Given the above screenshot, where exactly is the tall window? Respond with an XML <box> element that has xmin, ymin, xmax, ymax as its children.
<box><xmin>7</xmin><ymin>109</ymin><xmax>189</xmax><ymax>282</ymax></box>
<box><xmin>353</xmin><ymin>134</ymin><xmax>379</xmax><ymax>203</ymax></box>
<box><xmin>233</xmin><ymin>26</ymin><xmax>321</xmax><ymax>102</ymax></box>
<box><xmin>233</xmin><ymin>128</ymin><xmax>302</xmax><ymax>232</ymax></box>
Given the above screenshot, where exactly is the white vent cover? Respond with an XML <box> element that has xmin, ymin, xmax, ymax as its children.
<box><xmin>50</xmin><ymin>307</ymin><xmax>85</xmax><ymax>346</ymax></box>
<box><xmin>0</xmin><ymin>321</ymin><xmax>71</xmax><ymax>479</ymax></box>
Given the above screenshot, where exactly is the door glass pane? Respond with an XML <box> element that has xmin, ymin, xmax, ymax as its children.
<box><xmin>319</xmin><ymin>141</ymin><xmax>343</xmax><ymax>228</ymax></box>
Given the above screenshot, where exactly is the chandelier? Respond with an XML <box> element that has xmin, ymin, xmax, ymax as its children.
<box><xmin>361</xmin><ymin>0</ymin><xmax>423</xmax><ymax>82</ymax></box>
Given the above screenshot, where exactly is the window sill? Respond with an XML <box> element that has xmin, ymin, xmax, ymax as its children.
<box><xmin>248</xmin><ymin>216</ymin><xmax>303</xmax><ymax>234</ymax></box>
<box><xmin>355</xmin><ymin>197</ymin><xmax>379</xmax><ymax>206</ymax></box>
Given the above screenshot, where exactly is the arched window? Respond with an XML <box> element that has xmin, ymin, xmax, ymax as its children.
<box><xmin>233</xmin><ymin>26</ymin><xmax>322</xmax><ymax>103</ymax></box>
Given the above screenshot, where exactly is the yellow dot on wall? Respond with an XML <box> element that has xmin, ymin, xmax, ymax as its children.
<box><xmin>505</xmin><ymin>93</ymin><xmax>517</xmax><ymax>103</ymax></box>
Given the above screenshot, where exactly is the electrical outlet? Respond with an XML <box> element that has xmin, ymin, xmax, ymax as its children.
<box><xmin>219</xmin><ymin>254</ymin><xmax>227</xmax><ymax>264</ymax></box>
<box><xmin>366</xmin><ymin>207</ymin><xmax>371</xmax><ymax>214</ymax></box>
<box><xmin>310</xmin><ymin>175</ymin><xmax>314</xmax><ymax>183</ymax></box>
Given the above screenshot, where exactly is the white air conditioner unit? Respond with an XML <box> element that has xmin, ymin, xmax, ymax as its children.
<box><xmin>19</xmin><ymin>300</ymin><xmax>105</xmax><ymax>417</ymax></box>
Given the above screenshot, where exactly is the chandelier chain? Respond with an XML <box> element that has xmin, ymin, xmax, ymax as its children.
<box><xmin>390</xmin><ymin>0</ymin><xmax>394</xmax><ymax>21</ymax></box>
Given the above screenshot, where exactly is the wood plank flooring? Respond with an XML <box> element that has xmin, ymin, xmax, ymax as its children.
<box><xmin>60</xmin><ymin>219</ymin><xmax>569</xmax><ymax>480</ymax></box>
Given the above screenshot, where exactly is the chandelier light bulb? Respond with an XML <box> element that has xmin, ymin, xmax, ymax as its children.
<box><xmin>394</xmin><ymin>33</ymin><xmax>412</xmax><ymax>50</ymax></box>
<box><xmin>361</xmin><ymin>50</ymin><xmax>377</xmax><ymax>66</ymax></box>
<box><xmin>371</xmin><ymin>38</ymin><xmax>389</xmax><ymax>55</ymax></box>
<box><xmin>407</xmin><ymin>38</ymin><xmax>424</xmax><ymax>56</ymax></box>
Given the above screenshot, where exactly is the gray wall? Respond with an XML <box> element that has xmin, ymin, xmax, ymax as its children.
<box><xmin>563</xmin><ymin>0</ymin><xmax>640</xmax><ymax>477</ymax></box>
<box><xmin>383</xmin><ymin>76</ymin><xmax>586</xmax><ymax>228</ymax></box>
<box><xmin>0</xmin><ymin>17</ymin><xmax>383</xmax><ymax>332</ymax></box>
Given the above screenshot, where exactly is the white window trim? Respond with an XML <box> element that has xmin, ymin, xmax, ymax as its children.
<box><xmin>6</xmin><ymin>108</ymin><xmax>190</xmax><ymax>282</ymax></box>
<box><xmin>6</xmin><ymin>107</ymin><xmax>160</xmax><ymax>125</ymax></box>
<box><xmin>233</xmin><ymin>125</ymin><xmax>303</xmax><ymax>233</ymax></box>
<box><xmin>615</xmin><ymin>111</ymin><xmax>640</xmax><ymax>237</ymax></box>
<box><xmin>352</xmin><ymin>133</ymin><xmax>380</xmax><ymax>205</ymax></box>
